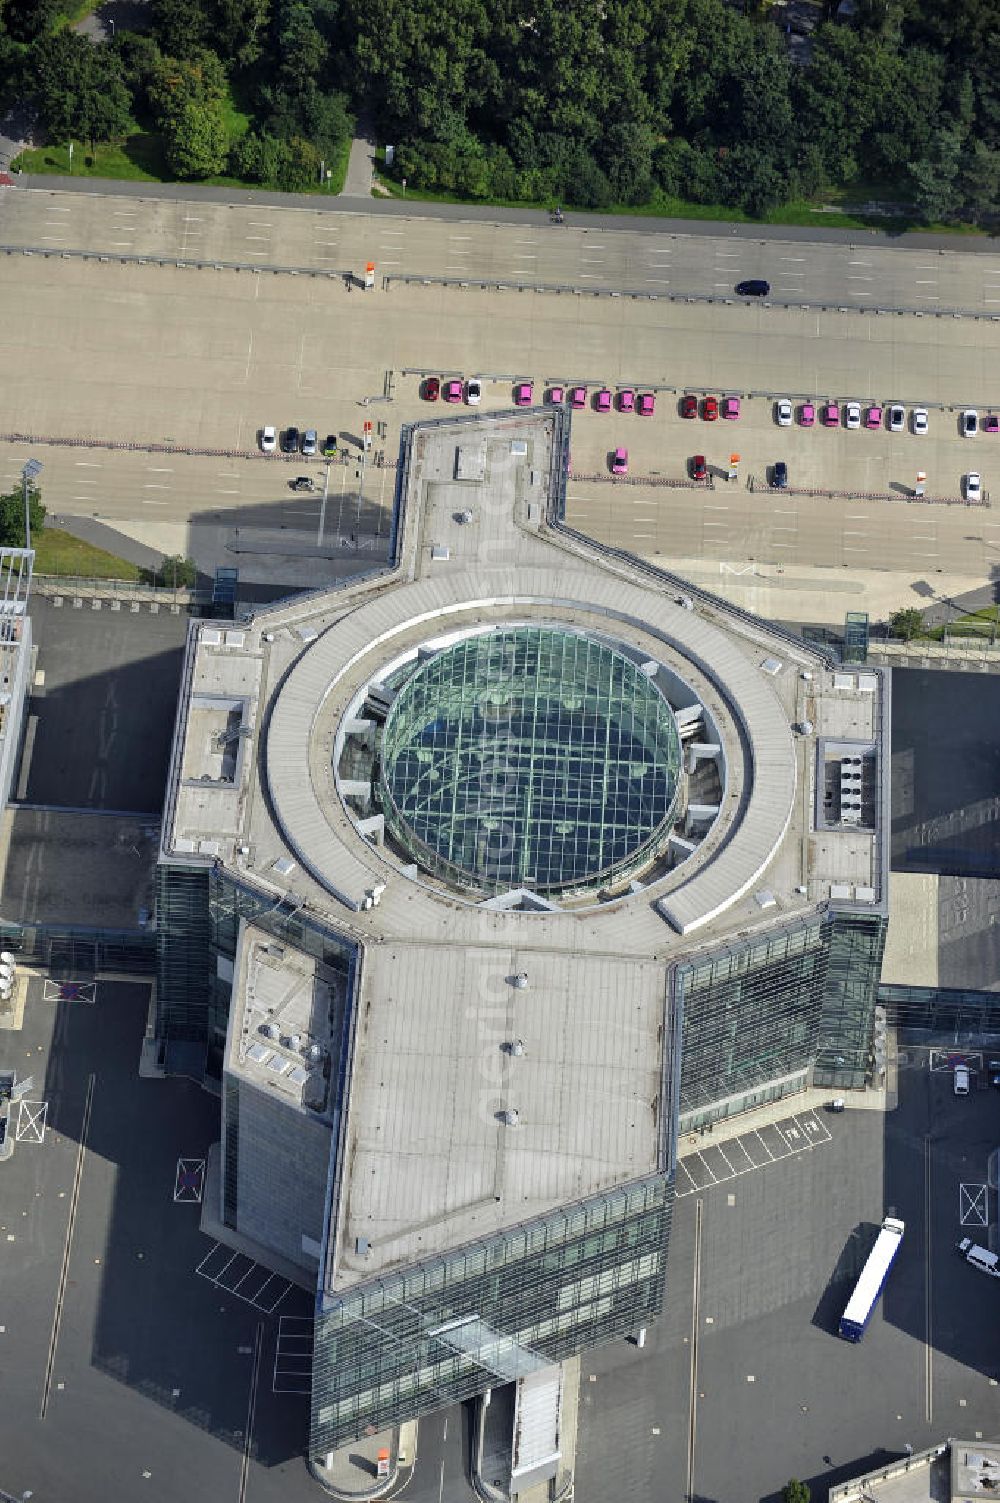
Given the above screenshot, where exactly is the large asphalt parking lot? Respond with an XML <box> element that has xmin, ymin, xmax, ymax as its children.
<box><xmin>575</xmin><ymin>1054</ymin><xmax>1000</xmax><ymax>1503</ymax></box>
<box><xmin>4</xmin><ymin>987</ymin><xmax>998</xmax><ymax>1503</ymax></box>
<box><xmin>0</xmin><ymin>977</ymin><xmax>321</xmax><ymax>1503</ymax></box>
<box><xmin>1</xmin><ymin>232</ymin><xmax>1000</xmax><ymax>590</ymax></box>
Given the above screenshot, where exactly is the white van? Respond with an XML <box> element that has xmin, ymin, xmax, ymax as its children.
<box><xmin>958</xmin><ymin>1239</ymin><xmax>1000</xmax><ymax>1277</ymax></box>
<box><xmin>954</xmin><ymin>1065</ymin><xmax>971</xmax><ymax>1096</ymax></box>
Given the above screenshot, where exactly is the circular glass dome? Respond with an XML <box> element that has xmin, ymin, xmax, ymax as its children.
<box><xmin>376</xmin><ymin>627</ymin><xmax>683</xmax><ymax>895</ymax></box>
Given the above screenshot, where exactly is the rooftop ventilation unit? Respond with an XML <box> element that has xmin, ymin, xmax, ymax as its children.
<box><xmin>259</xmin><ymin>1022</ymin><xmax>279</xmax><ymax>1040</ymax></box>
<box><xmin>284</xmin><ymin>1033</ymin><xmax>301</xmax><ymax>1051</ymax></box>
<box><xmin>502</xmin><ymin>1108</ymin><xmax>520</xmax><ymax>1127</ymax></box>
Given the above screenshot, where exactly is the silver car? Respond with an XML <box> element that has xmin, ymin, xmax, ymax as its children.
<box><xmin>302</xmin><ymin>428</ymin><xmax>318</xmax><ymax>456</ymax></box>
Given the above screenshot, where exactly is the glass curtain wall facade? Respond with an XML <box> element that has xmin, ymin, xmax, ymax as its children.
<box><xmin>879</xmin><ymin>984</ymin><xmax>1000</xmax><ymax>1038</ymax></box>
<box><xmin>311</xmin><ymin>1174</ymin><xmax>671</xmax><ymax>1457</ymax></box>
<box><xmin>813</xmin><ymin>913</ymin><xmax>887</xmax><ymax>1088</ymax></box>
<box><xmin>675</xmin><ymin>911</ymin><xmax>887</xmax><ymax>1128</ymax></box>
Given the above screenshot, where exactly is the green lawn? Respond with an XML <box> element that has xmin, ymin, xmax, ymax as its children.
<box><xmin>373</xmin><ymin>159</ymin><xmax>987</xmax><ymax>237</ymax></box>
<box><xmin>32</xmin><ymin>529</ymin><xmax>141</xmax><ymax>581</ymax></box>
<box><xmin>14</xmin><ymin>137</ymin><xmax>168</xmax><ymax>181</ymax></box>
<box><xmin>52</xmin><ymin>0</ymin><xmax>102</xmax><ymax>27</ymax></box>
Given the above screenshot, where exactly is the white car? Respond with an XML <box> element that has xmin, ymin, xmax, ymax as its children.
<box><xmin>954</xmin><ymin>1064</ymin><xmax>971</xmax><ymax>1096</ymax></box>
<box><xmin>965</xmin><ymin>472</ymin><xmax>982</xmax><ymax>502</ymax></box>
<box><xmin>888</xmin><ymin>405</ymin><xmax>905</xmax><ymax>432</ymax></box>
<box><xmin>466</xmin><ymin>378</ymin><xmax>482</xmax><ymax>405</ymax></box>
<box><xmin>962</xmin><ymin>408</ymin><xmax>979</xmax><ymax>437</ymax></box>
<box><xmin>845</xmin><ymin>401</ymin><xmax>862</xmax><ymax>430</ymax></box>
<box><xmin>912</xmin><ymin>408</ymin><xmax>928</xmax><ymax>435</ymax></box>
<box><xmin>260</xmin><ymin>425</ymin><xmax>277</xmax><ymax>453</ymax></box>
<box><xmin>775</xmin><ymin>398</ymin><xmax>793</xmax><ymax>427</ymax></box>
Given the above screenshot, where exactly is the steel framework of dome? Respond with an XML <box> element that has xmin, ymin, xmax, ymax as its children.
<box><xmin>376</xmin><ymin>626</ymin><xmax>683</xmax><ymax>895</ymax></box>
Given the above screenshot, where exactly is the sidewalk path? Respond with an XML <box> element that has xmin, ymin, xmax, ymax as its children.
<box><xmin>340</xmin><ymin>130</ymin><xmax>374</xmax><ymax>199</ymax></box>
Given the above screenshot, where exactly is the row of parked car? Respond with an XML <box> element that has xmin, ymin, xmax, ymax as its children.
<box><xmin>681</xmin><ymin>394</ymin><xmax>740</xmax><ymax>421</ymax></box>
<box><xmin>773</xmin><ymin>399</ymin><xmax>1000</xmax><ymax>435</ymax></box>
<box><xmin>422</xmin><ymin>376</ymin><xmax>656</xmax><ymax>414</ymax></box>
<box><xmin>260</xmin><ymin>426</ymin><xmax>339</xmax><ymax>457</ymax></box>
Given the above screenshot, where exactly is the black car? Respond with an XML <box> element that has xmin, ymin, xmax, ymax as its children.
<box><xmin>280</xmin><ymin>426</ymin><xmax>300</xmax><ymax>454</ymax></box>
<box><xmin>736</xmin><ymin>279</ymin><xmax>770</xmax><ymax>297</ymax></box>
<box><xmin>772</xmin><ymin>461</ymin><xmax>788</xmax><ymax>488</ymax></box>
<box><xmin>289</xmin><ymin>475</ymin><xmax>315</xmax><ymax>492</ymax></box>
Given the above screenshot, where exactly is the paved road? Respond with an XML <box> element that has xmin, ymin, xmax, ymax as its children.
<box><xmin>6</xmin><ymin>181</ymin><xmax>1000</xmax><ymax>315</ymax></box>
<box><xmin>10</xmin><ymin>172</ymin><xmax>1000</xmax><ymax>257</ymax></box>
<box><xmin>1</xmin><ymin>247</ymin><xmax>999</xmax><ymax>597</ymax></box>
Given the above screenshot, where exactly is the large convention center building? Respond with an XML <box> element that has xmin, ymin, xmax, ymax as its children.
<box><xmin>155</xmin><ymin>407</ymin><xmax>889</xmax><ymax>1468</ymax></box>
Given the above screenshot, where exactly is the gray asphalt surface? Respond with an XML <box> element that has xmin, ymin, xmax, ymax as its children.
<box><xmin>10</xmin><ymin>172</ymin><xmax>1000</xmax><ymax>255</ymax></box>
<box><xmin>576</xmin><ymin>1064</ymin><xmax>1000</xmax><ymax>1503</ymax></box>
<box><xmin>5</xmin><ymin>181</ymin><xmax>1000</xmax><ymax>316</ymax></box>
<box><xmin>0</xmin><ymin>978</ymin><xmax>321</xmax><ymax>1503</ymax></box>
<box><xmin>891</xmin><ymin>667</ymin><xmax>1000</xmax><ymax>880</ymax></box>
<box><xmin>23</xmin><ymin>595</ymin><xmax>189</xmax><ymax>812</ymax></box>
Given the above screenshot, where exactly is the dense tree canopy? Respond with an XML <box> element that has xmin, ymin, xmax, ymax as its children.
<box><xmin>1</xmin><ymin>0</ymin><xmax>998</xmax><ymax>217</ymax></box>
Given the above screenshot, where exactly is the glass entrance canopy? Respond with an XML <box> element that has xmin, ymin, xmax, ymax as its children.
<box><xmin>377</xmin><ymin>627</ymin><xmax>683</xmax><ymax>895</ymax></box>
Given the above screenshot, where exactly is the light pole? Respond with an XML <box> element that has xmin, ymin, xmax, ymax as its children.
<box><xmin>21</xmin><ymin>458</ymin><xmax>42</xmax><ymax>552</ymax></box>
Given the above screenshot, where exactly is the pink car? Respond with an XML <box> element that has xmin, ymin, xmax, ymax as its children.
<box><xmin>637</xmin><ymin>392</ymin><xmax>655</xmax><ymax>416</ymax></box>
<box><xmin>548</xmin><ymin>386</ymin><xmax>565</xmax><ymax>405</ymax></box>
<box><xmin>513</xmin><ymin>382</ymin><xmax>533</xmax><ymax>406</ymax></box>
<box><xmin>799</xmin><ymin>403</ymin><xmax>815</xmax><ymax>427</ymax></box>
<box><xmin>618</xmin><ymin>388</ymin><xmax>635</xmax><ymax>413</ymax></box>
<box><xmin>865</xmin><ymin>405</ymin><xmax>882</xmax><ymax>430</ymax></box>
<box><xmin>443</xmin><ymin>379</ymin><xmax>463</xmax><ymax>403</ymax></box>
<box><xmin>822</xmin><ymin>402</ymin><xmax>840</xmax><ymax>428</ymax></box>
<box><xmin>570</xmin><ymin>386</ymin><xmax>587</xmax><ymax>409</ymax></box>
<box><xmin>722</xmin><ymin>395</ymin><xmax>740</xmax><ymax>420</ymax></box>
<box><xmin>611</xmin><ymin>446</ymin><xmax>628</xmax><ymax>475</ymax></box>
<box><xmin>985</xmin><ymin>414</ymin><xmax>1000</xmax><ymax>434</ymax></box>
<box><xmin>595</xmin><ymin>389</ymin><xmax>612</xmax><ymax>413</ymax></box>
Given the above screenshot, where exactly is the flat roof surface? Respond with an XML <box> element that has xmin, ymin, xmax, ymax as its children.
<box><xmin>160</xmin><ymin>410</ymin><xmax>890</xmax><ymax>1282</ymax></box>
<box><xmin>227</xmin><ymin>922</ymin><xmax>343</xmax><ymax>1119</ymax></box>
<box><xmin>335</xmin><ymin>943</ymin><xmax>667</xmax><ymax>1287</ymax></box>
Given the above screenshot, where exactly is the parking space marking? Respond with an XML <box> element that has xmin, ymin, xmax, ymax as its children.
<box><xmin>960</xmin><ymin>1183</ymin><xmax>989</xmax><ymax>1228</ymax></box>
<box><xmin>173</xmin><ymin>1157</ymin><xmax>205</xmax><ymax>1203</ymax></box>
<box><xmin>676</xmin><ymin>1159</ymin><xmax>700</xmax><ymax>1194</ymax></box>
<box><xmin>273</xmin><ymin>1316</ymin><xmax>313</xmax><ymax>1395</ymax></box>
<box><xmin>676</xmin><ymin>1109</ymin><xmax>832</xmax><ymax>1196</ymax></box>
<box><xmin>15</xmin><ymin>1099</ymin><xmax>48</xmax><ymax>1143</ymax></box>
<box><xmin>42</xmin><ymin>979</ymin><xmax>96</xmax><ymax>1004</ymax></box>
<box><xmin>195</xmin><ymin>1241</ymin><xmax>293</xmax><ymax>1314</ymax></box>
